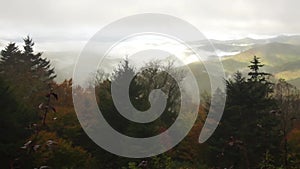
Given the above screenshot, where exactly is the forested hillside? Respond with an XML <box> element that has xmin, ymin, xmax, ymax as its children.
<box><xmin>0</xmin><ymin>37</ymin><xmax>300</xmax><ymax>169</ymax></box>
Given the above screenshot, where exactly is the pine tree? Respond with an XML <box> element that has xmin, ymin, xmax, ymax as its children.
<box><xmin>248</xmin><ymin>56</ymin><xmax>271</xmax><ymax>82</ymax></box>
<box><xmin>208</xmin><ymin>58</ymin><xmax>280</xmax><ymax>169</ymax></box>
<box><xmin>0</xmin><ymin>43</ymin><xmax>20</xmax><ymax>65</ymax></box>
<box><xmin>0</xmin><ymin>77</ymin><xmax>36</xmax><ymax>168</ymax></box>
<box><xmin>22</xmin><ymin>36</ymin><xmax>56</xmax><ymax>83</ymax></box>
<box><xmin>0</xmin><ymin>36</ymin><xmax>56</xmax><ymax>106</ymax></box>
<box><xmin>0</xmin><ymin>43</ymin><xmax>21</xmax><ymax>77</ymax></box>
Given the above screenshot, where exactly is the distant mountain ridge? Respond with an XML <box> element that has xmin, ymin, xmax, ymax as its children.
<box><xmin>50</xmin><ymin>34</ymin><xmax>300</xmax><ymax>89</ymax></box>
<box><xmin>1</xmin><ymin>35</ymin><xmax>299</xmax><ymax>89</ymax></box>
<box><xmin>189</xmin><ymin>35</ymin><xmax>300</xmax><ymax>90</ymax></box>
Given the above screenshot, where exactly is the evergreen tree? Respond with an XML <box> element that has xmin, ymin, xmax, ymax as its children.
<box><xmin>0</xmin><ymin>43</ymin><xmax>22</xmax><ymax>84</ymax></box>
<box><xmin>208</xmin><ymin>57</ymin><xmax>280</xmax><ymax>169</ymax></box>
<box><xmin>0</xmin><ymin>77</ymin><xmax>36</xmax><ymax>168</ymax></box>
<box><xmin>0</xmin><ymin>37</ymin><xmax>56</xmax><ymax>107</ymax></box>
<box><xmin>0</xmin><ymin>43</ymin><xmax>20</xmax><ymax>73</ymax></box>
<box><xmin>248</xmin><ymin>55</ymin><xmax>271</xmax><ymax>82</ymax></box>
<box><xmin>22</xmin><ymin>36</ymin><xmax>56</xmax><ymax>83</ymax></box>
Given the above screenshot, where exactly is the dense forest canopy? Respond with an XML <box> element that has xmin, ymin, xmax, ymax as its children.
<box><xmin>0</xmin><ymin>37</ymin><xmax>300</xmax><ymax>169</ymax></box>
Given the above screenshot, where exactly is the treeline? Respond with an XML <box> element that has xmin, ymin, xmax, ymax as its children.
<box><xmin>0</xmin><ymin>37</ymin><xmax>300</xmax><ymax>169</ymax></box>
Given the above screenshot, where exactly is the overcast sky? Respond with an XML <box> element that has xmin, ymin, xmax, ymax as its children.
<box><xmin>0</xmin><ymin>0</ymin><xmax>299</xmax><ymax>43</ymax></box>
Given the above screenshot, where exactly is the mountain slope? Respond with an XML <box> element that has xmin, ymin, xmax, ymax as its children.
<box><xmin>226</xmin><ymin>43</ymin><xmax>300</xmax><ymax>66</ymax></box>
<box><xmin>189</xmin><ymin>38</ymin><xmax>300</xmax><ymax>90</ymax></box>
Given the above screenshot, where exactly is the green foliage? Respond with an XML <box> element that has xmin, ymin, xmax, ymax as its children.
<box><xmin>122</xmin><ymin>154</ymin><xmax>175</xmax><ymax>169</ymax></box>
<box><xmin>0</xmin><ymin>36</ymin><xmax>56</xmax><ymax>108</ymax></box>
<box><xmin>97</xmin><ymin>59</ymin><xmax>182</xmax><ymax>138</ymax></box>
<box><xmin>208</xmin><ymin>56</ymin><xmax>281</xmax><ymax>168</ymax></box>
<box><xmin>23</xmin><ymin>131</ymin><xmax>95</xmax><ymax>169</ymax></box>
<box><xmin>151</xmin><ymin>154</ymin><xmax>175</xmax><ymax>169</ymax></box>
<box><xmin>258</xmin><ymin>150</ymin><xmax>276</xmax><ymax>169</ymax></box>
<box><xmin>248</xmin><ymin>56</ymin><xmax>271</xmax><ymax>82</ymax></box>
<box><xmin>0</xmin><ymin>77</ymin><xmax>36</xmax><ymax>168</ymax></box>
<box><xmin>127</xmin><ymin>162</ymin><xmax>139</xmax><ymax>169</ymax></box>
